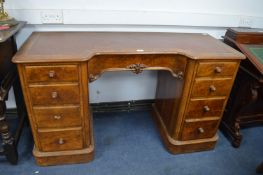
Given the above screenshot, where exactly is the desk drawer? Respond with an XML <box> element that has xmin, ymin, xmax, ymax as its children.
<box><xmin>25</xmin><ymin>65</ymin><xmax>79</xmax><ymax>83</ymax></box>
<box><xmin>191</xmin><ymin>78</ymin><xmax>233</xmax><ymax>97</ymax></box>
<box><xmin>29</xmin><ymin>84</ymin><xmax>80</xmax><ymax>106</ymax></box>
<box><xmin>196</xmin><ymin>62</ymin><xmax>238</xmax><ymax>77</ymax></box>
<box><xmin>38</xmin><ymin>128</ymin><xmax>83</xmax><ymax>152</ymax></box>
<box><xmin>181</xmin><ymin>120</ymin><xmax>219</xmax><ymax>141</ymax></box>
<box><xmin>186</xmin><ymin>98</ymin><xmax>225</xmax><ymax>119</ymax></box>
<box><xmin>34</xmin><ymin>106</ymin><xmax>81</xmax><ymax>128</ymax></box>
<box><xmin>88</xmin><ymin>54</ymin><xmax>187</xmax><ymax>82</ymax></box>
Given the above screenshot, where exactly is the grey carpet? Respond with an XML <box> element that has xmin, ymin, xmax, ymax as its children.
<box><xmin>0</xmin><ymin>111</ymin><xmax>262</xmax><ymax>175</ymax></box>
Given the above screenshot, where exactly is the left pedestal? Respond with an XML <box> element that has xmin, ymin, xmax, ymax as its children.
<box><xmin>17</xmin><ymin>63</ymin><xmax>94</xmax><ymax>166</ymax></box>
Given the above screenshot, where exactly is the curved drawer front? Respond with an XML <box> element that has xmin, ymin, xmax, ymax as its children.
<box><xmin>181</xmin><ymin>120</ymin><xmax>219</xmax><ymax>141</ymax></box>
<box><xmin>191</xmin><ymin>78</ymin><xmax>233</xmax><ymax>98</ymax></box>
<box><xmin>88</xmin><ymin>54</ymin><xmax>187</xmax><ymax>81</ymax></box>
<box><xmin>33</xmin><ymin>106</ymin><xmax>81</xmax><ymax>128</ymax></box>
<box><xmin>186</xmin><ymin>98</ymin><xmax>225</xmax><ymax>119</ymax></box>
<box><xmin>38</xmin><ymin>128</ymin><xmax>83</xmax><ymax>152</ymax></box>
<box><xmin>196</xmin><ymin>61</ymin><xmax>237</xmax><ymax>77</ymax></box>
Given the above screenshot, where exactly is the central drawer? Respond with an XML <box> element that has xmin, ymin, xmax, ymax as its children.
<box><xmin>38</xmin><ymin>128</ymin><xmax>83</xmax><ymax>152</ymax></box>
<box><xmin>33</xmin><ymin>106</ymin><xmax>81</xmax><ymax>128</ymax></box>
<box><xmin>29</xmin><ymin>84</ymin><xmax>80</xmax><ymax>106</ymax></box>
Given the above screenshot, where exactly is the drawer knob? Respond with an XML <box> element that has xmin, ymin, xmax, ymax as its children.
<box><xmin>209</xmin><ymin>85</ymin><xmax>216</xmax><ymax>92</ymax></box>
<box><xmin>58</xmin><ymin>138</ymin><xmax>65</xmax><ymax>145</ymax></box>
<box><xmin>54</xmin><ymin>115</ymin><xmax>61</xmax><ymax>120</ymax></box>
<box><xmin>51</xmin><ymin>91</ymin><xmax>58</xmax><ymax>99</ymax></box>
<box><xmin>198</xmin><ymin>127</ymin><xmax>205</xmax><ymax>134</ymax></box>
<box><xmin>214</xmin><ymin>67</ymin><xmax>222</xmax><ymax>73</ymax></box>
<box><xmin>48</xmin><ymin>70</ymin><xmax>56</xmax><ymax>78</ymax></box>
<box><xmin>203</xmin><ymin>105</ymin><xmax>210</xmax><ymax>112</ymax></box>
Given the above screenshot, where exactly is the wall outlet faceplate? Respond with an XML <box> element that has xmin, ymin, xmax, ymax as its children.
<box><xmin>41</xmin><ymin>10</ymin><xmax>63</xmax><ymax>24</ymax></box>
<box><xmin>238</xmin><ymin>17</ymin><xmax>253</xmax><ymax>27</ymax></box>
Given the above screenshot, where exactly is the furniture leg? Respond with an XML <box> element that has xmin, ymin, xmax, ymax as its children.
<box><xmin>0</xmin><ymin>101</ymin><xmax>18</xmax><ymax>164</ymax></box>
<box><xmin>13</xmin><ymin>72</ymin><xmax>27</xmax><ymax>143</ymax></box>
<box><xmin>257</xmin><ymin>162</ymin><xmax>263</xmax><ymax>174</ymax></box>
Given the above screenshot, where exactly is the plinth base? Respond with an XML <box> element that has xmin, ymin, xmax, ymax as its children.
<box><xmin>33</xmin><ymin>145</ymin><xmax>94</xmax><ymax>166</ymax></box>
<box><xmin>152</xmin><ymin>104</ymin><xmax>218</xmax><ymax>154</ymax></box>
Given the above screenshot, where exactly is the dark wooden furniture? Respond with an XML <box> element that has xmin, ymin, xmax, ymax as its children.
<box><xmin>0</xmin><ymin>22</ymin><xmax>26</xmax><ymax>164</ymax></box>
<box><xmin>221</xmin><ymin>28</ymin><xmax>263</xmax><ymax>147</ymax></box>
<box><xmin>257</xmin><ymin>162</ymin><xmax>263</xmax><ymax>173</ymax></box>
<box><xmin>12</xmin><ymin>32</ymin><xmax>245</xmax><ymax>166</ymax></box>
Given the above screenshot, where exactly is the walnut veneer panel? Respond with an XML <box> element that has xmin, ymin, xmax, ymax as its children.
<box><xmin>191</xmin><ymin>78</ymin><xmax>233</xmax><ymax>97</ymax></box>
<box><xmin>186</xmin><ymin>98</ymin><xmax>225</xmax><ymax>119</ymax></box>
<box><xmin>33</xmin><ymin>106</ymin><xmax>81</xmax><ymax>128</ymax></box>
<box><xmin>196</xmin><ymin>61</ymin><xmax>238</xmax><ymax>77</ymax></box>
<box><xmin>88</xmin><ymin>54</ymin><xmax>187</xmax><ymax>81</ymax></box>
<box><xmin>25</xmin><ymin>65</ymin><xmax>79</xmax><ymax>83</ymax></box>
<box><xmin>29</xmin><ymin>84</ymin><xmax>80</xmax><ymax>106</ymax></box>
<box><xmin>38</xmin><ymin>128</ymin><xmax>83</xmax><ymax>152</ymax></box>
<box><xmin>181</xmin><ymin>119</ymin><xmax>219</xmax><ymax>141</ymax></box>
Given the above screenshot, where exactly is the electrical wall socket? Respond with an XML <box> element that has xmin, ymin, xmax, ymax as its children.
<box><xmin>41</xmin><ymin>10</ymin><xmax>63</xmax><ymax>24</ymax></box>
<box><xmin>238</xmin><ymin>17</ymin><xmax>253</xmax><ymax>27</ymax></box>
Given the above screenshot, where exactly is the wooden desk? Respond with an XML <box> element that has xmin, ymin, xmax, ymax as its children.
<box><xmin>12</xmin><ymin>32</ymin><xmax>245</xmax><ymax>166</ymax></box>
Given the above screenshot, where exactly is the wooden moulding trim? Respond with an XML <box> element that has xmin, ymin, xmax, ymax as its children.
<box><xmin>17</xmin><ymin>64</ymin><xmax>42</xmax><ymax>149</ymax></box>
<box><xmin>152</xmin><ymin>104</ymin><xmax>218</xmax><ymax>146</ymax></box>
<box><xmin>13</xmin><ymin>50</ymin><xmax>245</xmax><ymax>64</ymax></box>
<box><xmin>33</xmin><ymin>144</ymin><xmax>94</xmax><ymax>157</ymax></box>
<box><xmin>172</xmin><ymin>59</ymin><xmax>197</xmax><ymax>139</ymax></box>
<box><xmin>89</xmin><ymin>67</ymin><xmax>184</xmax><ymax>82</ymax></box>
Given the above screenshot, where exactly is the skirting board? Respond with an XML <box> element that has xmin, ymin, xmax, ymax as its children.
<box><xmin>6</xmin><ymin>99</ymin><xmax>155</xmax><ymax>115</ymax></box>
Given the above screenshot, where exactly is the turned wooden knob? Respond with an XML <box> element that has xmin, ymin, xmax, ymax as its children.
<box><xmin>214</xmin><ymin>66</ymin><xmax>222</xmax><ymax>73</ymax></box>
<box><xmin>209</xmin><ymin>85</ymin><xmax>216</xmax><ymax>92</ymax></box>
<box><xmin>58</xmin><ymin>138</ymin><xmax>65</xmax><ymax>145</ymax></box>
<box><xmin>51</xmin><ymin>91</ymin><xmax>58</xmax><ymax>99</ymax></box>
<box><xmin>54</xmin><ymin>115</ymin><xmax>61</xmax><ymax>120</ymax></box>
<box><xmin>48</xmin><ymin>70</ymin><xmax>56</xmax><ymax>78</ymax></box>
<box><xmin>198</xmin><ymin>127</ymin><xmax>205</xmax><ymax>133</ymax></box>
<box><xmin>203</xmin><ymin>105</ymin><xmax>210</xmax><ymax>112</ymax></box>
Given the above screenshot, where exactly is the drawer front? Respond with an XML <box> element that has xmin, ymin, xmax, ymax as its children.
<box><xmin>38</xmin><ymin>128</ymin><xmax>83</xmax><ymax>152</ymax></box>
<box><xmin>196</xmin><ymin>62</ymin><xmax>238</xmax><ymax>77</ymax></box>
<box><xmin>181</xmin><ymin>120</ymin><xmax>219</xmax><ymax>141</ymax></box>
<box><xmin>186</xmin><ymin>98</ymin><xmax>225</xmax><ymax>119</ymax></box>
<box><xmin>191</xmin><ymin>78</ymin><xmax>233</xmax><ymax>97</ymax></box>
<box><xmin>25</xmin><ymin>65</ymin><xmax>79</xmax><ymax>83</ymax></box>
<box><xmin>88</xmin><ymin>54</ymin><xmax>187</xmax><ymax>81</ymax></box>
<box><xmin>29</xmin><ymin>84</ymin><xmax>80</xmax><ymax>106</ymax></box>
<box><xmin>34</xmin><ymin>106</ymin><xmax>81</xmax><ymax>128</ymax></box>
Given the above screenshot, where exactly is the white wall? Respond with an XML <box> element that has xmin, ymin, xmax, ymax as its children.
<box><xmin>4</xmin><ymin>0</ymin><xmax>263</xmax><ymax>108</ymax></box>
<box><xmin>5</xmin><ymin>0</ymin><xmax>263</xmax><ymax>27</ymax></box>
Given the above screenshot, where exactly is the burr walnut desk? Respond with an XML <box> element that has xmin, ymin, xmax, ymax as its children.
<box><xmin>12</xmin><ymin>32</ymin><xmax>245</xmax><ymax>166</ymax></box>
